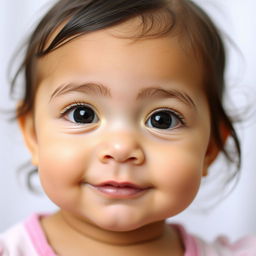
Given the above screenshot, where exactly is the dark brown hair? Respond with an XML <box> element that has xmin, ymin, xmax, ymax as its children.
<box><xmin>11</xmin><ymin>0</ymin><xmax>241</xmax><ymax>190</ymax></box>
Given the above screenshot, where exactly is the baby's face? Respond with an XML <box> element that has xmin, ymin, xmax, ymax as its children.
<box><xmin>23</xmin><ymin>21</ymin><xmax>214</xmax><ymax>231</ymax></box>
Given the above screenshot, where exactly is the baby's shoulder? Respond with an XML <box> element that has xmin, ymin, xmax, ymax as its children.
<box><xmin>195</xmin><ymin>234</ymin><xmax>256</xmax><ymax>255</ymax></box>
<box><xmin>174</xmin><ymin>224</ymin><xmax>256</xmax><ymax>256</ymax></box>
<box><xmin>0</xmin><ymin>220</ymin><xmax>38</xmax><ymax>256</ymax></box>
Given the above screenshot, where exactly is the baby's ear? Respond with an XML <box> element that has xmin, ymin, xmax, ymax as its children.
<box><xmin>202</xmin><ymin>123</ymin><xmax>230</xmax><ymax>176</ymax></box>
<box><xmin>18</xmin><ymin>112</ymin><xmax>39</xmax><ymax>166</ymax></box>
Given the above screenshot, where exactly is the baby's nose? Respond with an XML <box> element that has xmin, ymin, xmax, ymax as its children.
<box><xmin>98</xmin><ymin>133</ymin><xmax>145</xmax><ymax>165</ymax></box>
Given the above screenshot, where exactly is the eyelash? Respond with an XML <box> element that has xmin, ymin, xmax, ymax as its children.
<box><xmin>60</xmin><ymin>101</ymin><xmax>91</xmax><ymax>116</ymax></box>
<box><xmin>147</xmin><ymin>107</ymin><xmax>186</xmax><ymax>125</ymax></box>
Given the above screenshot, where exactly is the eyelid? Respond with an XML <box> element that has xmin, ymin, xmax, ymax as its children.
<box><xmin>146</xmin><ymin>107</ymin><xmax>186</xmax><ymax>125</ymax></box>
<box><xmin>60</xmin><ymin>102</ymin><xmax>95</xmax><ymax>116</ymax></box>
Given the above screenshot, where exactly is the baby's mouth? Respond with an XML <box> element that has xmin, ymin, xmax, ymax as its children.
<box><xmin>89</xmin><ymin>181</ymin><xmax>150</xmax><ymax>199</ymax></box>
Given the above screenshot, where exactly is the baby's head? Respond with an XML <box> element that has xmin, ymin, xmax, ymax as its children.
<box><xmin>12</xmin><ymin>0</ymin><xmax>240</xmax><ymax>230</ymax></box>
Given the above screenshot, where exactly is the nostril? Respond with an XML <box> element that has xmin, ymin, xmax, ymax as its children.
<box><xmin>101</xmin><ymin>155</ymin><xmax>113</xmax><ymax>164</ymax></box>
<box><xmin>99</xmin><ymin>146</ymin><xmax>145</xmax><ymax>164</ymax></box>
<box><xmin>102</xmin><ymin>154</ymin><xmax>138</xmax><ymax>163</ymax></box>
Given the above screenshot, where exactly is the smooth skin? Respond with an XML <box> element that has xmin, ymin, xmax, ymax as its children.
<box><xmin>19</xmin><ymin>18</ymin><xmax>221</xmax><ymax>256</ymax></box>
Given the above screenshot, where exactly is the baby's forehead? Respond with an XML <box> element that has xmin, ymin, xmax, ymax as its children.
<box><xmin>38</xmin><ymin>25</ymin><xmax>201</xmax><ymax>73</ymax></box>
<box><xmin>36</xmin><ymin>27</ymin><xmax>205</xmax><ymax>103</ymax></box>
<box><xmin>34</xmin><ymin>0</ymin><xmax>221</xmax><ymax>99</ymax></box>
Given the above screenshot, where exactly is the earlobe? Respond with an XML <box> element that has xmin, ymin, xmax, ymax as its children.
<box><xmin>203</xmin><ymin>123</ymin><xmax>230</xmax><ymax>176</ymax></box>
<box><xmin>18</xmin><ymin>113</ymin><xmax>39</xmax><ymax>166</ymax></box>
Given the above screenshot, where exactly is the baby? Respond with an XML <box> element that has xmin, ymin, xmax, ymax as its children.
<box><xmin>1</xmin><ymin>0</ymin><xmax>256</xmax><ymax>255</ymax></box>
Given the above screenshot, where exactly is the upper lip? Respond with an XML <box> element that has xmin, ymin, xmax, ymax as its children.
<box><xmin>94</xmin><ymin>181</ymin><xmax>147</xmax><ymax>189</ymax></box>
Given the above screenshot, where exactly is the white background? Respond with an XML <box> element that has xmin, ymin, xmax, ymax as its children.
<box><xmin>0</xmin><ymin>0</ymin><xmax>256</xmax><ymax>242</ymax></box>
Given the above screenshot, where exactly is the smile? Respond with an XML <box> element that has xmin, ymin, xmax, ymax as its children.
<box><xmin>87</xmin><ymin>181</ymin><xmax>151</xmax><ymax>199</ymax></box>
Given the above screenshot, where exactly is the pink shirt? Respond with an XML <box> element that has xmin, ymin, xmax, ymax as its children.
<box><xmin>0</xmin><ymin>214</ymin><xmax>256</xmax><ymax>255</ymax></box>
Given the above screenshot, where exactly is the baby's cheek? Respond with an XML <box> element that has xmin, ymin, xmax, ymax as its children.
<box><xmin>36</xmin><ymin>141</ymin><xmax>87</xmax><ymax>207</ymax></box>
<box><xmin>163</xmin><ymin>159</ymin><xmax>201</xmax><ymax>189</ymax></box>
<box><xmin>37</xmin><ymin>140</ymin><xmax>88</xmax><ymax>186</ymax></box>
<box><xmin>153</xmin><ymin>149</ymin><xmax>203</xmax><ymax>202</ymax></box>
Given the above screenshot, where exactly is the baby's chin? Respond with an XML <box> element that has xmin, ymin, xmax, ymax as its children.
<box><xmin>85</xmin><ymin>207</ymin><xmax>179</xmax><ymax>233</ymax></box>
<box><xmin>94</xmin><ymin>218</ymin><xmax>146</xmax><ymax>232</ymax></box>
<box><xmin>91</xmin><ymin>214</ymin><xmax>166</xmax><ymax>234</ymax></box>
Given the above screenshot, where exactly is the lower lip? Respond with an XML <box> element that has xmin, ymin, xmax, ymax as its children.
<box><xmin>88</xmin><ymin>184</ymin><xmax>149</xmax><ymax>199</ymax></box>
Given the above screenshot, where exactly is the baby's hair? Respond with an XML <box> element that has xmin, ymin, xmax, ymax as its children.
<box><xmin>11</xmin><ymin>0</ymin><xmax>241</xmax><ymax>189</ymax></box>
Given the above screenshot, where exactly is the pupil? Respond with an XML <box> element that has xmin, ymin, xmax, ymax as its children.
<box><xmin>151</xmin><ymin>111</ymin><xmax>172</xmax><ymax>129</ymax></box>
<box><xmin>73</xmin><ymin>107</ymin><xmax>94</xmax><ymax>123</ymax></box>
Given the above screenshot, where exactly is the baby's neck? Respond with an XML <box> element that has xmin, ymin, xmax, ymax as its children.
<box><xmin>41</xmin><ymin>210</ymin><xmax>184</xmax><ymax>256</ymax></box>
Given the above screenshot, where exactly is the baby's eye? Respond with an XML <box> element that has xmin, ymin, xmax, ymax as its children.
<box><xmin>63</xmin><ymin>104</ymin><xmax>99</xmax><ymax>124</ymax></box>
<box><xmin>146</xmin><ymin>109</ymin><xmax>184</xmax><ymax>130</ymax></box>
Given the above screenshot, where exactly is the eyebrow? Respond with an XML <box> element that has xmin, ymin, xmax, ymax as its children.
<box><xmin>137</xmin><ymin>87</ymin><xmax>196</xmax><ymax>109</ymax></box>
<box><xmin>49</xmin><ymin>82</ymin><xmax>111</xmax><ymax>102</ymax></box>
<box><xmin>49</xmin><ymin>82</ymin><xmax>196</xmax><ymax>109</ymax></box>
